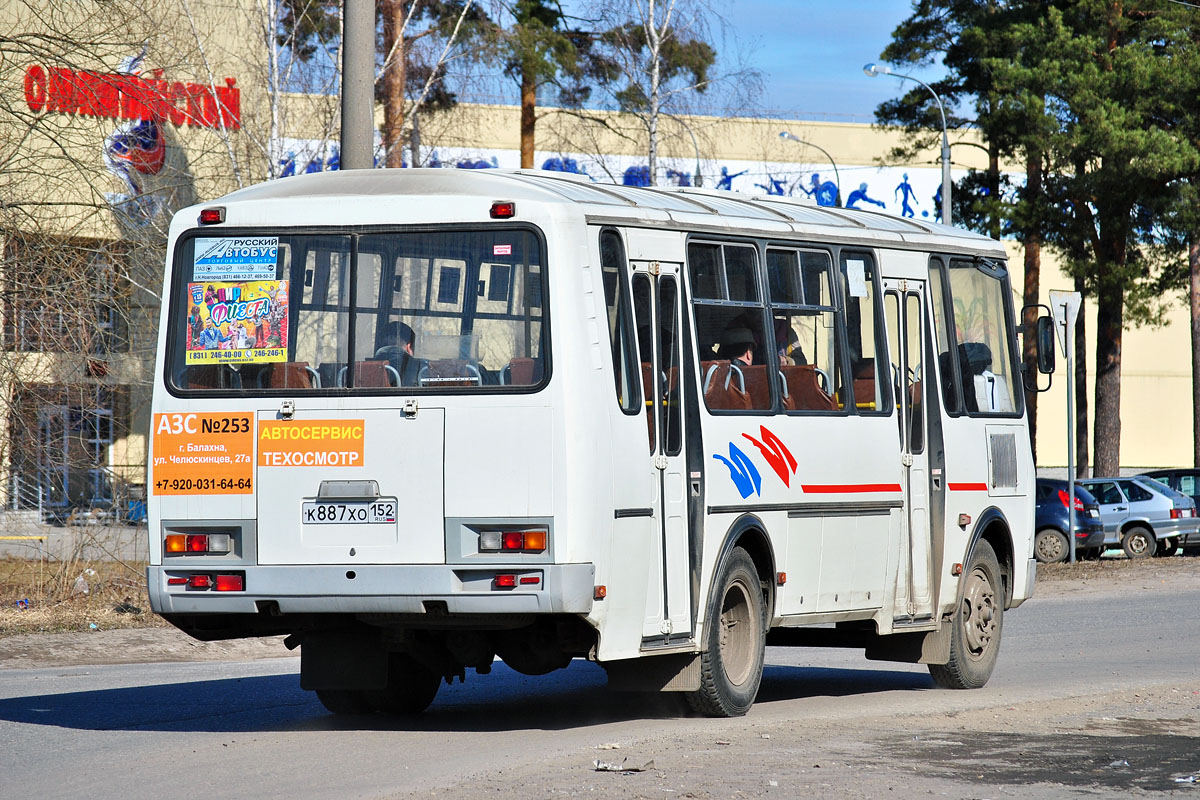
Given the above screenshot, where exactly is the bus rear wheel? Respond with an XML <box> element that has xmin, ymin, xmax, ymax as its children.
<box><xmin>929</xmin><ymin>539</ymin><xmax>1003</xmax><ymax>690</ymax></box>
<box><xmin>366</xmin><ymin>654</ymin><xmax>441</xmax><ymax>714</ymax></box>
<box><xmin>687</xmin><ymin>547</ymin><xmax>765</xmax><ymax>717</ymax></box>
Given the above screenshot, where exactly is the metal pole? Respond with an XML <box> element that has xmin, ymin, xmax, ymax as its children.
<box><xmin>1065</xmin><ymin>307</ymin><xmax>1076</xmax><ymax>563</ymax></box>
<box><xmin>940</xmin><ymin>128</ymin><xmax>952</xmax><ymax>225</ymax></box>
<box><xmin>340</xmin><ymin>0</ymin><xmax>375</xmax><ymax>170</ymax></box>
<box><xmin>779</xmin><ymin>132</ymin><xmax>841</xmax><ymax>206</ymax></box>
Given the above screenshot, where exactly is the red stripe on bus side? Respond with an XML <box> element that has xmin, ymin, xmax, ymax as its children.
<box><xmin>947</xmin><ymin>482</ymin><xmax>989</xmax><ymax>491</ymax></box>
<box><xmin>800</xmin><ymin>483</ymin><xmax>903</xmax><ymax>494</ymax></box>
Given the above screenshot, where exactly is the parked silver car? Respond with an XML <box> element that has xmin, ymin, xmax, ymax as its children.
<box><xmin>1078</xmin><ymin>477</ymin><xmax>1200</xmax><ymax>558</ymax></box>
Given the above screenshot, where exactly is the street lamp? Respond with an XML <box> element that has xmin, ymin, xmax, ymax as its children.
<box><xmin>779</xmin><ymin>131</ymin><xmax>841</xmax><ymax>207</ymax></box>
<box><xmin>863</xmin><ymin>62</ymin><xmax>952</xmax><ymax>225</ymax></box>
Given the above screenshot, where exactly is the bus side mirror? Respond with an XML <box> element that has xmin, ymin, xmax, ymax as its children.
<box><xmin>1036</xmin><ymin>316</ymin><xmax>1056</xmax><ymax>374</ymax></box>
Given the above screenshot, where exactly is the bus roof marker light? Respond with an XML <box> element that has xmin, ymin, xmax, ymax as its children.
<box><xmin>490</xmin><ymin>201</ymin><xmax>516</xmax><ymax>219</ymax></box>
<box><xmin>199</xmin><ymin>207</ymin><xmax>225</xmax><ymax>224</ymax></box>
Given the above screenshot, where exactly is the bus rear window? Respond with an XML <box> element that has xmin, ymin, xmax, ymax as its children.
<box><xmin>168</xmin><ymin>229</ymin><xmax>547</xmax><ymax>393</ymax></box>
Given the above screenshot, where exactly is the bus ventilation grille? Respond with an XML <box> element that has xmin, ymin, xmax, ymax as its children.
<box><xmin>989</xmin><ymin>433</ymin><xmax>1018</xmax><ymax>489</ymax></box>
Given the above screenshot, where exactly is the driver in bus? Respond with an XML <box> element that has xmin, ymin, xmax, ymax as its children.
<box><xmin>375</xmin><ymin>321</ymin><xmax>424</xmax><ymax>386</ymax></box>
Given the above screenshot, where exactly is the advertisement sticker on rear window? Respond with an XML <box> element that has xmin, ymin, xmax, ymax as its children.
<box><xmin>185</xmin><ymin>280</ymin><xmax>289</xmax><ymax>365</ymax></box>
<box><xmin>193</xmin><ymin>237</ymin><xmax>279</xmax><ymax>280</ymax></box>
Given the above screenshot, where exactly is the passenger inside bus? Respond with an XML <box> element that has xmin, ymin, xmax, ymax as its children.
<box><xmin>718</xmin><ymin>327</ymin><xmax>756</xmax><ymax>366</ymax></box>
<box><xmin>374</xmin><ymin>321</ymin><xmax>424</xmax><ymax>386</ymax></box>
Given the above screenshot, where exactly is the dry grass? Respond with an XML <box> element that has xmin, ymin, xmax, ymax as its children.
<box><xmin>1036</xmin><ymin>553</ymin><xmax>1200</xmax><ymax>584</ymax></box>
<box><xmin>0</xmin><ymin>556</ymin><xmax>167</xmax><ymax>636</ymax></box>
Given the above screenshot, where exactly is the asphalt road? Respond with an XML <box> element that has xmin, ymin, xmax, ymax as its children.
<box><xmin>2</xmin><ymin>586</ymin><xmax>1198</xmax><ymax>800</ymax></box>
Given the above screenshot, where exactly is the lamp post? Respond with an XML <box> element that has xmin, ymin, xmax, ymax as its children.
<box><xmin>863</xmin><ymin>62</ymin><xmax>951</xmax><ymax>225</ymax></box>
<box><xmin>779</xmin><ymin>131</ymin><xmax>841</xmax><ymax>207</ymax></box>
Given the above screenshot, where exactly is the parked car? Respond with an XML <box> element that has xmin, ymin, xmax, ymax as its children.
<box><xmin>1078</xmin><ymin>477</ymin><xmax>1200</xmax><ymax>558</ymax></box>
<box><xmin>1034</xmin><ymin>479</ymin><xmax>1105</xmax><ymax>563</ymax></box>
<box><xmin>1140</xmin><ymin>470</ymin><xmax>1200</xmax><ymax>555</ymax></box>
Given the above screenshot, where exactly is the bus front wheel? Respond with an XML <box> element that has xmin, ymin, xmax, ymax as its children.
<box><xmin>687</xmin><ymin>547</ymin><xmax>765</xmax><ymax>717</ymax></box>
<box><xmin>929</xmin><ymin>539</ymin><xmax>1003</xmax><ymax>690</ymax></box>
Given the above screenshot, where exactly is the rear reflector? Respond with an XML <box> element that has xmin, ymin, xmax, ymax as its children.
<box><xmin>188</xmin><ymin>574</ymin><xmax>211</xmax><ymax>589</ymax></box>
<box><xmin>519</xmin><ymin>576</ymin><xmax>540</xmax><ymax>585</ymax></box>
<box><xmin>167</xmin><ymin>577</ymin><xmax>187</xmax><ymax>585</ymax></box>
<box><xmin>494</xmin><ymin>574</ymin><xmax>517</xmax><ymax>589</ymax></box>
<box><xmin>214</xmin><ymin>574</ymin><xmax>244</xmax><ymax>592</ymax></box>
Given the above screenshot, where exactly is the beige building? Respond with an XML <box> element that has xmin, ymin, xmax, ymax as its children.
<box><xmin>0</xmin><ymin>1</ymin><xmax>1190</xmax><ymax>524</ymax></box>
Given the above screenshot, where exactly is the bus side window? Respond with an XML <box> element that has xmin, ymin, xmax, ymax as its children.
<box><xmin>767</xmin><ymin>248</ymin><xmax>843</xmax><ymax>413</ymax></box>
<box><xmin>688</xmin><ymin>241</ymin><xmax>771</xmax><ymax>412</ymax></box>
<box><xmin>599</xmin><ymin>230</ymin><xmax>641</xmax><ymax>414</ymax></box>
<box><xmin>928</xmin><ymin>259</ymin><xmax>959</xmax><ymax>413</ymax></box>
<box><xmin>631</xmin><ymin>273</ymin><xmax>656</xmax><ymax>452</ymax></box>
<box><xmin>839</xmin><ymin>252</ymin><xmax>890</xmax><ymax>414</ymax></box>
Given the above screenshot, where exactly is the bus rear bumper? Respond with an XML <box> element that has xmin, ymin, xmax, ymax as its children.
<box><xmin>147</xmin><ymin>563</ymin><xmax>596</xmax><ymax>616</ymax></box>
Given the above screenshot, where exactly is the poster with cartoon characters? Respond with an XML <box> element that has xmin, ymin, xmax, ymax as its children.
<box><xmin>185</xmin><ymin>280</ymin><xmax>289</xmax><ymax>364</ymax></box>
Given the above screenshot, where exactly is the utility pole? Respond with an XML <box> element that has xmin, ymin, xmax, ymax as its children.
<box><xmin>341</xmin><ymin>0</ymin><xmax>375</xmax><ymax>169</ymax></box>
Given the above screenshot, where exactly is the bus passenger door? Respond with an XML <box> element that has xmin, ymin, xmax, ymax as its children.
<box><xmin>884</xmin><ymin>282</ymin><xmax>935</xmax><ymax>622</ymax></box>
<box><xmin>631</xmin><ymin>262</ymin><xmax>693</xmax><ymax>644</ymax></box>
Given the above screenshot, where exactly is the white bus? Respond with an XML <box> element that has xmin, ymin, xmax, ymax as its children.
<box><xmin>148</xmin><ymin>169</ymin><xmax>1051</xmax><ymax>717</ymax></box>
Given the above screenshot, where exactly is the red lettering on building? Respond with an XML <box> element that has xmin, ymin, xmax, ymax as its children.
<box><xmin>23</xmin><ymin>65</ymin><xmax>46</xmax><ymax>111</ymax></box>
<box><xmin>21</xmin><ymin>63</ymin><xmax>240</xmax><ymax>131</ymax></box>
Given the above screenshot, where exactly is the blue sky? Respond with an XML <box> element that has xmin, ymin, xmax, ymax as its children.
<box><xmin>729</xmin><ymin>0</ymin><xmax>944</xmax><ymax>121</ymax></box>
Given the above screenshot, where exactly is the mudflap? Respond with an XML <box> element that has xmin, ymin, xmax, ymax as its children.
<box><xmin>604</xmin><ymin>653</ymin><xmax>701</xmax><ymax>692</ymax></box>
<box><xmin>299</xmin><ymin>631</ymin><xmax>389</xmax><ymax>691</ymax></box>
<box><xmin>864</xmin><ymin>625</ymin><xmax>951</xmax><ymax>665</ymax></box>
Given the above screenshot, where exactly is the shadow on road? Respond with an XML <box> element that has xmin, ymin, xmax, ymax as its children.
<box><xmin>0</xmin><ymin>659</ymin><xmax>936</xmax><ymax>733</ymax></box>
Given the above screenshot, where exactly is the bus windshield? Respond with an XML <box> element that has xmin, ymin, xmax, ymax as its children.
<box><xmin>167</xmin><ymin>227</ymin><xmax>547</xmax><ymax>393</ymax></box>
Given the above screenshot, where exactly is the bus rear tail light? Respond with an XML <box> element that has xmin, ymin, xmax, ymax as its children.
<box><xmin>167</xmin><ymin>533</ymin><xmax>232</xmax><ymax>555</ymax></box>
<box><xmin>214</xmin><ymin>574</ymin><xmax>245</xmax><ymax>592</ymax></box>
<box><xmin>479</xmin><ymin>529</ymin><xmax>547</xmax><ymax>553</ymax></box>
<box><xmin>490</xmin><ymin>201</ymin><xmax>516</xmax><ymax>219</ymax></box>
<box><xmin>494</xmin><ymin>574</ymin><xmax>517</xmax><ymax>589</ymax></box>
<box><xmin>188</xmin><ymin>574</ymin><xmax>211</xmax><ymax>589</ymax></box>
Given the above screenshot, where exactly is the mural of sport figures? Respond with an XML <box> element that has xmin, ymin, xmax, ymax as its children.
<box><xmin>273</xmin><ymin>136</ymin><xmax>969</xmax><ymax>224</ymax></box>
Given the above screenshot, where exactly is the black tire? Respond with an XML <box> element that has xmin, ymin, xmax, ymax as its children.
<box><xmin>1122</xmin><ymin>526</ymin><xmax>1156</xmax><ymax>559</ymax></box>
<box><xmin>1034</xmin><ymin>528</ymin><xmax>1069</xmax><ymax>564</ymax></box>
<box><xmin>929</xmin><ymin>539</ymin><xmax>1003</xmax><ymax>690</ymax></box>
<box><xmin>686</xmin><ymin>547</ymin><xmax>765</xmax><ymax>717</ymax></box>
<box><xmin>315</xmin><ymin>689</ymin><xmax>373</xmax><ymax>715</ymax></box>
<box><xmin>1156</xmin><ymin>538</ymin><xmax>1179</xmax><ymax>558</ymax></box>
<box><xmin>366</xmin><ymin>655</ymin><xmax>441</xmax><ymax>715</ymax></box>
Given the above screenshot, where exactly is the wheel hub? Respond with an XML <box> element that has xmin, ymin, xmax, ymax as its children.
<box><xmin>961</xmin><ymin>566</ymin><xmax>997</xmax><ymax>659</ymax></box>
<box><xmin>719</xmin><ymin>581</ymin><xmax>754</xmax><ymax>686</ymax></box>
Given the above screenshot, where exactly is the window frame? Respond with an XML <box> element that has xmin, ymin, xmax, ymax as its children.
<box><xmin>164</xmin><ymin>223</ymin><xmax>552</xmax><ymax>398</ymax></box>
<box><xmin>686</xmin><ymin>237</ymin><xmax>776</xmax><ymax>416</ymax></box>
<box><xmin>939</xmin><ymin>256</ymin><xmax>1024</xmax><ymax>419</ymax></box>
<box><xmin>598</xmin><ymin>227</ymin><xmax>642</xmax><ymax>416</ymax></box>
<box><xmin>763</xmin><ymin>243</ymin><xmax>849</xmax><ymax>417</ymax></box>
<box><xmin>838</xmin><ymin>249</ymin><xmax>893</xmax><ymax>416</ymax></box>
